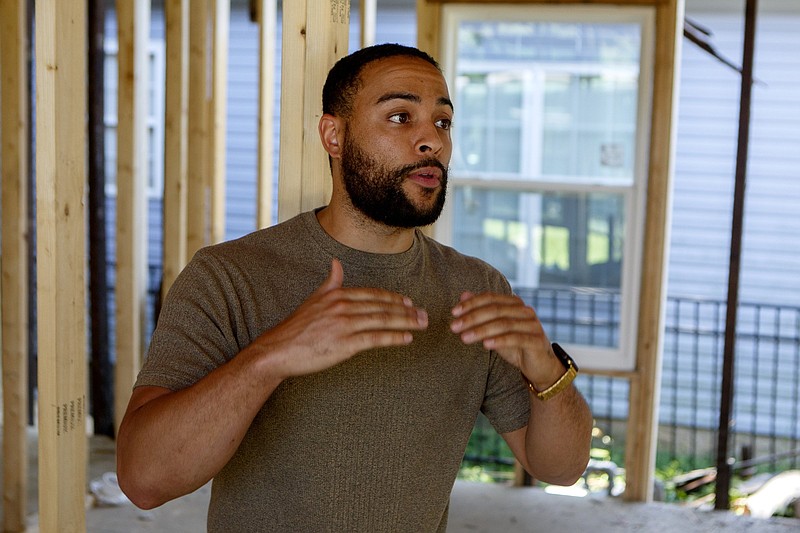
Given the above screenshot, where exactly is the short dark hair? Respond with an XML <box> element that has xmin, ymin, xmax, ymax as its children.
<box><xmin>322</xmin><ymin>43</ymin><xmax>441</xmax><ymax>118</ymax></box>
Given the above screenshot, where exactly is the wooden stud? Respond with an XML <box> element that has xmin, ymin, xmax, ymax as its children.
<box><xmin>209</xmin><ymin>0</ymin><xmax>230</xmax><ymax>244</ymax></box>
<box><xmin>1</xmin><ymin>0</ymin><xmax>30</xmax><ymax>529</ymax></box>
<box><xmin>34</xmin><ymin>0</ymin><xmax>88</xmax><ymax>529</ymax></box>
<box><xmin>624</xmin><ymin>0</ymin><xmax>683</xmax><ymax>503</ymax></box>
<box><xmin>360</xmin><ymin>0</ymin><xmax>377</xmax><ymax>48</ymax></box>
<box><xmin>115</xmin><ymin>0</ymin><xmax>151</xmax><ymax>434</ymax></box>
<box><xmin>162</xmin><ymin>0</ymin><xmax>190</xmax><ymax>298</ymax></box>
<box><xmin>187</xmin><ymin>0</ymin><xmax>210</xmax><ymax>258</ymax></box>
<box><xmin>257</xmin><ymin>0</ymin><xmax>277</xmax><ymax>229</ymax></box>
<box><xmin>278</xmin><ymin>0</ymin><xmax>350</xmax><ymax>222</ymax></box>
<box><xmin>276</xmin><ymin>0</ymin><xmax>306</xmax><ymax>221</ymax></box>
<box><xmin>416</xmin><ymin>0</ymin><xmax>442</xmax><ymax>66</ymax></box>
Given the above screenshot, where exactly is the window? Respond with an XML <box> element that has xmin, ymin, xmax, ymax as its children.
<box><xmin>439</xmin><ymin>6</ymin><xmax>654</xmax><ymax>370</ymax></box>
<box><xmin>103</xmin><ymin>41</ymin><xmax>165</xmax><ymax>198</ymax></box>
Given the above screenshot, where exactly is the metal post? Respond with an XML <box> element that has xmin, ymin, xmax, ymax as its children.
<box><xmin>715</xmin><ymin>0</ymin><xmax>758</xmax><ymax>511</ymax></box>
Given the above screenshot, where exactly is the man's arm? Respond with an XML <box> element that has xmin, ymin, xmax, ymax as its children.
<box><xmin>451</xmin><ymin>292</ymin><xmax>593</xmax><ymax>485</ymax></box>
<box><xmin>117</xmin><ymin>259</ymin><xmax>429</xmax><ymax>509</ymax></box>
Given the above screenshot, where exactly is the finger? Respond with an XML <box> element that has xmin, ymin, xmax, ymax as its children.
<box><xmin>452</xmin><ymin>291</ymin><xmax>519</xmax><ymax>317</ymax></box>
<box><xmin>451</xmin><ymin>296</ymin><xmax>533</xmax><ymax>330</ymax></box>
<box><xmin>455</xmin><ymin>314</ymin><xmax>536</xmax><ymax>345</ymax></box>
<box><xmin>344</xmin><ymin>330</ymin><xmax>415</xmax><ymax>353</ymax></box>
<box><xmin>341</xmin><ymin>306</ymin><xmax>429</xmax><ymax>331</ymax></box>
<box><xmin>316</xmin><ymin>258</ymin><xmax>344</xmax><ymax>295</ymax></box>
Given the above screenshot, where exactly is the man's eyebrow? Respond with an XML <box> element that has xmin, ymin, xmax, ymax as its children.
<box><xmin>438</xmin><ymin>96</ymin><xmax>454</xmax><ymax>111</ymax></box>
<box><xmin>376</xmin><ymin>92</ymin><xmax>420</xmax><ymax>105</ymax></box>
<box><xmin>375</xmin><ymin>92</ymin><xmax>454</xmax><ymax>111</ymax></box>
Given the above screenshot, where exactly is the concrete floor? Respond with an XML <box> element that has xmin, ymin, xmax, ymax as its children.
<box><xmin>10</xmin><ymin>434</ymin><xmax>800</xmax><ymax>532</ymax></box>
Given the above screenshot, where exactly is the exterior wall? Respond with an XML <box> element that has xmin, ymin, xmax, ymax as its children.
<box><xmin>670</xmin><ymin>0</ymin><xmax>800</xmax><ymax>306</ymax></box>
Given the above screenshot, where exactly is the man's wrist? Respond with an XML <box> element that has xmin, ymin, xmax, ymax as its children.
<box><xmin>523</xmin><ymin>343</ymin><xmax>578</xmax><ymax>402</ymax></box>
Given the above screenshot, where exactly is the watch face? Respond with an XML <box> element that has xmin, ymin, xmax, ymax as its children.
<box><xmin>552</xmin><ymin>343</ymin><xmax>578</xmax><ymax>372</ymax></box>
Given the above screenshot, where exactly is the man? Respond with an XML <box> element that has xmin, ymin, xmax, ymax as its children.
<box><xmin>117</xmin><ymin>43</ymin><xmax>592</xmax><ymax>531</ymax></box>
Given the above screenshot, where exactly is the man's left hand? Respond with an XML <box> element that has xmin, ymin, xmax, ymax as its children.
<box><xmin>450</xmin><ymin>291</ymin><xmax>563</xmax><ymax>390</ymax></box>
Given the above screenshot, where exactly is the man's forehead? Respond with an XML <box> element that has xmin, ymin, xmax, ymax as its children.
<box><xmin>358</xmin><ymin>56</ymin><xmax>451</xmax><ymax>106</ymax></box>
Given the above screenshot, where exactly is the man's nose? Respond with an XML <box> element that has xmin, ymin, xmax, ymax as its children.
<box><xmin>415</xmin><ymin>121</ymin><xmax>445</xmax><ymax>155</ymax></box>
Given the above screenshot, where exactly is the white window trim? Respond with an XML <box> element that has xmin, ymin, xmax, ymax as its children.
<box><xmin>103</xmin><ymin>39</ymin><xmax>165</xmax><ymax>199</ymax></box>
<box><xmin>438</xmin><ymin>4</ymin><xmax>655</xmax><ymax>372</ymax></box>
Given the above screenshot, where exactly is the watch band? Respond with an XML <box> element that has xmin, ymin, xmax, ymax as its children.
<box><xmin>524</xmin><ymin>343</ymin><xmax>578</xmax><ymax>401</ymax></box>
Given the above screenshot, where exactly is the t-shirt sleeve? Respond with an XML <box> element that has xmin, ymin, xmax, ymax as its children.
<box><xmin>478</xmin><ymin>269</ymin><xmax>531</xmax><ymax>435</ymax></box>
<box><xmin>135</xmin><ymin>249</ymin><xmax>245</xmax><ymax>392</ymax></box>
<box><xmin>480</xmin><ymin>352</ymin><xmax>530</xmax><ymax>434</ymax></box>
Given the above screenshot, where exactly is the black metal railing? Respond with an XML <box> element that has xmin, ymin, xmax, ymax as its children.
<box><xmin>462</xmin><ymin>289</ymin><xmax>800</xmax><ymax>482</ymax></box>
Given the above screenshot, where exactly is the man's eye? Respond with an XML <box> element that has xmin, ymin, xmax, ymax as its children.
<box><xmin>436</xmin><ymin>118</ymin><xmax>452</xmax><ymax>131</ymax></box>
<box><xmin>389</xmin><ymin>113</ymin><xmax>409</xmax><ymax>124</ymax></box>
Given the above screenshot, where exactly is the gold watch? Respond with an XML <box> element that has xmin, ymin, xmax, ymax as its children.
<box><xmin>525</xmin><ymin>343</ymin><xmax>578</xmax><ymax>401</ymax></box>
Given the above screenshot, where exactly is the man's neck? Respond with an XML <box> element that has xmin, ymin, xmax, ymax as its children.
<box><xmin>316</xmin><ymin>204</ymin><xmax>416</xmax><ymax>254</ymax></box>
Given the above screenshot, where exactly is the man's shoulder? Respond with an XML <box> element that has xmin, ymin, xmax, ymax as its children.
<box><xmin>201</xmin><ymin>211</ymin><xmax>313</xmax><ymax>257</ymax></box>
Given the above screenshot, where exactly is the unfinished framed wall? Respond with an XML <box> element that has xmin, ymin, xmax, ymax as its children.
<box><xmin>277</xmin><ymin>0</ymin><xmax>351</xmax><ymax>222</ymax></box>
<box><xmin>1</xmin><ymin>0</ymin><xmax>30</xmax><ymax>530</ymax></box>
<box><xmin>34</xmin><ymin>0</ymin><xmax>89</xmax><ymax>529</ymax></box>
<box><xmin>418</xmin><ymin>0</ymin><xmax>684</xmax><ymax>502</ymax></box>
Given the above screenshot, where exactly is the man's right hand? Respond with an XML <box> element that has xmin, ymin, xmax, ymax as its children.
<box><xmin>252</xmin><ymin>258</ymin><xmax>429</xmax><ymax>379</ymax></box>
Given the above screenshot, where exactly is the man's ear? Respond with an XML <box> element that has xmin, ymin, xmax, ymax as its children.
<box><xmin>319</xmin><ymin>114</ymin><xmax>344</xmax><ymax>159</ymax></box>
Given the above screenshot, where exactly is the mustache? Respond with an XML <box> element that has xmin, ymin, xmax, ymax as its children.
<box><xmin>397</xmin><ymin>157</ymin><xmax>448</xmax><ymax>177</ymax></box>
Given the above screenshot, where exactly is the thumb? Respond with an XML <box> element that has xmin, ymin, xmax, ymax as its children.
<box><xmin>316</xmin><ymin>258</ymin><xmax>344</xmax><ymax>294</ymax></box>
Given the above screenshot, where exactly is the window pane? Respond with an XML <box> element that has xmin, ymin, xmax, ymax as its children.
<box><xmin>454</xmin><ymin>73</ymin><xmax>523</xmax><ymax>174</ymax></box>
<box><xmin>452</xmin><ymin>187</ymin><xmax>624</xmax><ymax>347</ymax></box>
<box><xmin>452</xmin><ymin>20</ymin><xmax>641</xmax><ymax>185</ymax></box>
<box><xmin>542</xmin><ymin>73</ymin><xmax>637</xmax><ymax>180</ymax></box>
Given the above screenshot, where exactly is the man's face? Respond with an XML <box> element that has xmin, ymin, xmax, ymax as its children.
<box><xmin>339</xmin><ymin>128</ymin><xmax>448</xmax><ymax>228</ymax></box>
<box><xmin>336</xmin><ymin>56</ymin><xmax>454</xmax><ymax>228</ymax></box>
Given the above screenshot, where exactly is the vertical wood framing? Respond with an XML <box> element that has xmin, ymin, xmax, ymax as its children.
<box><xmin>257</xmin><ymin>0</ymin><xmax>277</xmax><ymax>228</ymax></box>
<box><xmin>1</xmin><ymin>0</ymin><xmax>30</xmax><ymax>529</ymax></box>
<box><xmin>415</xmin><ymin>0</ymin><xmax>442</xmax><ymax>59</ymax></box>
<box><xmin>624</xmin><ymin>0</ymin><xmax>683</xmax><ymax>502</ymax></box>
<box><xmin>360</xmin><ymin>0</ymin><xmax>377</xmax><ymax>48</ymax></box>
<box><xmin>209</xmin><ymin>0</ymin><xmax>230</xmax><ymax>243</ymax></box>
<box><xmin>34</xmin><ymin>1</ymin><xmax>88</xmax><ymax>529</ymax></box>
<box><xmin>187</xmin><ymin>0</ymin><xmax>210</xmax><ymax>257</ymax></box>
<box><xmin>162</xmin><ymin>0</ymin><xmax>190</xmax><ymax>297</ymax></box>
<box><xmin>276</xmin><ymin>0</ymin><xmax>306</xmax><ymax>221</ymax></box>
<box><xmin>278</xmin><ymin>0</ymin><xmax>350</xmax><ymax>222</ymax></box>
<box><xmin>115</xmin><ymin>0</ymin><xmax>151</xmax><ymax>433</ymax></box>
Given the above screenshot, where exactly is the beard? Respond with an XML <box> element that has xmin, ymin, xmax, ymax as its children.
<box><xmin>339</xmin><ymin>136</ymin><xmax>448</xmax><ymax>229</ymax></box>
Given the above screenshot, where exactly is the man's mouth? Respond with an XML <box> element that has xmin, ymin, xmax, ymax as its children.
<box><xmin>407</xmin><ymin>166</ymin><xmax>443</xmax><ymax>189</ymax></box>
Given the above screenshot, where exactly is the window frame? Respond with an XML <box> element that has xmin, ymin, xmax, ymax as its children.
<box><xmin>103</xmin><ymin>39</ymin><xmax>165</xmax><ymax>199</ymax></box>
<box><xmin>437</xmin><ymin>4</ymin><xmax>655</xmax><ymax>371</ymax></box>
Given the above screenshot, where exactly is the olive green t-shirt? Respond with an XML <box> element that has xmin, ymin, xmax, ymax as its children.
<box><xmin>136</xmin><ymin>210</ymin><xmax>530</xmax><ymax>532</ymax></box>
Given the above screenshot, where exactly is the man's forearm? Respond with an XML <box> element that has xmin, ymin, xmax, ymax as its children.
<box><xmin>524</xmin><ymin>385</ymin><xmax>593</xmax><ymax>485</ymax></box>
<box><xmin>116</xmin><ymin>345</ymin><xmax>283</xmax><ymax>509</ymax></box>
